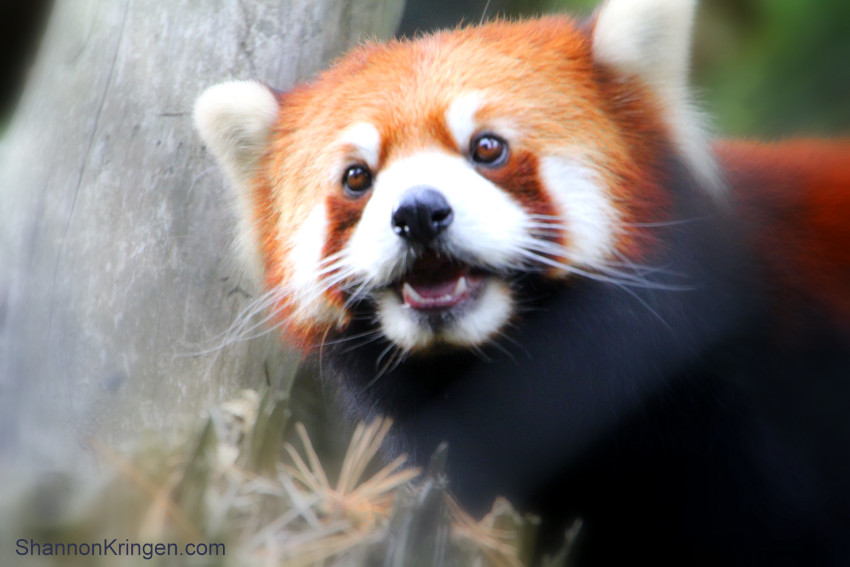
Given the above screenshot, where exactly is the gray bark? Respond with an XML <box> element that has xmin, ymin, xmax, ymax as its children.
<box><xmin>0</xmin><ymin>0</ymin><xmax>404</xmax><ymax>475</ymax></box>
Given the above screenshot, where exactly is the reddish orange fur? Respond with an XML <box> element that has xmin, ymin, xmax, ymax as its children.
<box><xmin>248</xmin><ymin>17</ymin><xmax>678</xmax><ymax>351</ymax></box>
<box><xmin>247</xmin><ymin>17</ymin><xmax>848</xmax><ymax>352</ymax></box>
<box><xmin>718</xmin><ymin>140</ymin><xmax>850</xmax><ymax>324</ymax></box>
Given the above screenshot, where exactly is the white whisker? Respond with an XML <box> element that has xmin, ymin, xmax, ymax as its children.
<box><xmin>510</xmin><ymin>241</ymin><xmax>694</xmax><ymax>291</ymax></box>
<box><xmin>322</xmin><ymin>328</ymin><xmax>384</xmax><ymax>348</ymax></box>
<box><xmin>618</xmin><ymin>217</ymin><xmax>706</xmax><ymax>228</ymax></box>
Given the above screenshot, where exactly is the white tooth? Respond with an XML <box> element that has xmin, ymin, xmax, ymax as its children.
<box><xmin>403</xmin><ymin>282</ymin><xmax>426</xmax><ymax>304</ymax></box>
<box><xmin>454</xmin><ymin>276</ymin><xmax>468</xmax><ymax>296</ymax></box>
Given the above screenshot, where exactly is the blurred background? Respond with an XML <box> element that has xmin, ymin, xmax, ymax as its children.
<box><xmin>2</xmin><ymin>0</ymin><xmax>849</xmax><ymax>138</ymax></box>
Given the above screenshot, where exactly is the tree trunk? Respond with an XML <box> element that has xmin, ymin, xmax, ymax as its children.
<box><xmin>0</xmin><ymin>0</ymin><xmax>403</xmax><ymax>474</ymax></box>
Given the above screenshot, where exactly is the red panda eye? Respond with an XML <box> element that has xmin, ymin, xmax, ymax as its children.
<box><xmin>342</xmin><ymin>164</ymin><xmax>372</xmax><ymax>196</ymax></box>
<box><xmin>470</xmin><ymin>134</ymin><xmax>508</xmax><ymax>166</ymax></box>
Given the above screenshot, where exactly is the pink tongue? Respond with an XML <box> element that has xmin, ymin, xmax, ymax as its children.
<box><xmin>411</xmin><ymin>279</ymin><xmax>458</xmax><ymax>298</ymax></box>
<box><xmin>402</xmin><ymin>277</ymin><xmax>465</xmax><ymax>310</ymax></box>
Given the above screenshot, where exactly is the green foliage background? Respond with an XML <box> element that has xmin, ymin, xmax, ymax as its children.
<box><xmin>694</xmin><ymin>0</ymin><xmax>850</xmax><ymax>137</ymax></box>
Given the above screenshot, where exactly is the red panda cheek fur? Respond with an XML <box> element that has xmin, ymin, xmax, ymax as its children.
<box><xmin>320</xmin><ymin>192</ymin><xmax>368</xmax><ymax>307</ymax></box>
<box><xmin>250</xmin><ymin>16</ymin><xmax>680</xmax><ymax>351</ymax></box>
<box><xmin>479</xmin><ymin>150</ymin><xmax>553</xmax><ymax>218</ymax></box>
<box><xmin>472</xmin><ymin>149</ymin><xmax>562</xmax><ymax>244</ymax></box>
<box><xmin>249</xmin><ymin>119</ymin><xmax>347</xmax><ymax>351</ymax></box>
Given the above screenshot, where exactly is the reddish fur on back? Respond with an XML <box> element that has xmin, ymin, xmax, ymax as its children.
<box><xmin>718</xmin><ymin>140</ymin><xmax>850</xmax><ymax>323</ymax></box>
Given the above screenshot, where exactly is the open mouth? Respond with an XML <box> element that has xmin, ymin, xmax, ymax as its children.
<box><xmin>397</xmin><ymin>252</ymin><xmax>488</xmax><ymax>312</ymax></box>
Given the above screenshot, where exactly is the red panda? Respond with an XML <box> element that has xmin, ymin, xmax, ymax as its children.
<box><xmin>194</xmin><ymin>0</ymin><xmax>850</xmax><ymax>564</ymax></box>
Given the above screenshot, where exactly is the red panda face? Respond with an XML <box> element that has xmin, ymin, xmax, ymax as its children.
<box><xmin>195</xmin><ymin>2</ymin><xmax>713</xmax><ymax>353</ymax></box>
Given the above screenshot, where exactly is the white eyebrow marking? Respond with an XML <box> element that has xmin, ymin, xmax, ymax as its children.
<box><xmin>446</xmin><ymin>91</ymin><xmax>485</xmax><ymax>149</ymax></box>
<box><xmin>337</xmin><ymin>121</ymin><xmax>382</xmax><ymax>168</ymax></box>
<box><xmin>446</xmin><ymin>91</ymin><xmax>522</xmax><ymax>152</ymax></box>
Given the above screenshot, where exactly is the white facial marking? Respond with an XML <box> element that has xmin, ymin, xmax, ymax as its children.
<box><xmin>446</xmin><ymin>91</ymin><xmax>485</xmax><ymax>150</ymax></box>
<box><xmin>540</xmin><ymin>157</ymin><xmax>616</xmax><ymax>268</ymax></box>
<box><xmin>340</xmin><ymin>150</ymin><xmax>532</xmax><ymax>351</ymax></box>
<box><xmin>284</xmin><ymin>152</ymin><xmax>617</xmax><ymax>350</ymax></box>
<box><xmin>446</xmin><ymin>92</ymin><xmax>522</xmax><ymax>152</ymax></box>
<box><xmin>376</xmin><ymin>279</ymin><xmax>514</xmax><ymax>351</ymax></box>
<box><xmin>376</xmin><ymin>290</ymin><xmax>434</xmax><ymax>351</ymax></box>
<box><xmin>442</xmin><ymin>280</ymin><xmax>513</xmax><ymax>347</ymax></box>
<box><xmin>344</xmin><ymin>151</ymin><xmax>529</xmax><ymax>286</ymax></box>
<box><xmin>337</xmin><ymin>121</ymin><xmax>382</xmax><ymax>169</ymax></box>
<box><xmin>288</xmin><ymin>204</ymin><xmax>337</xmax><ymax>323</ymax></box>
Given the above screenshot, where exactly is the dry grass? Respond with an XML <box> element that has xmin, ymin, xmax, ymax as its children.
<box><xmin>2</xmin><ymin>387</ymin><xmax>575</xmax><ymax>566</ymax></box>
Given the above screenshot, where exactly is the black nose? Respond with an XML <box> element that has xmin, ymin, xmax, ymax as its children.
<box><xmin>391</xmin><ymin>187</ymin><xmax>453</xmax><ymax>244</ymax></box>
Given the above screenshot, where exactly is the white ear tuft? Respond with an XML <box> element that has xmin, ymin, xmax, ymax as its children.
<box><xmin>194</xmin><ymin>80</ymin><xmax>280</xmax><ymax>280</ymax></box>
<box><xmin>194</xmin><ymin>80</ymin><xmax>279</xmax><ymax>189</ymax></box>
<box><xmin>592</xmin><ymin>0</ymin><xmax>723</xmax><ymax>196</ymax></box>
<box><xmin>592</xmin><ymin>0</ymin><xmax>697</xmax><ymax>88</ymax></box>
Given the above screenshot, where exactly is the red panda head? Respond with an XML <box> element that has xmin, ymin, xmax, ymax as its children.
<box><xmin>194</xmin><ymin>0</ymin><xmax>717</xmax><ymax>354</ymax></box>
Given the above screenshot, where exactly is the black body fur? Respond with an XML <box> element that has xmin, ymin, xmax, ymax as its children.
<box><xmin>305</xmin><ymin>161</ymin><xmax>850</xmax><ymax>565</ymax></box>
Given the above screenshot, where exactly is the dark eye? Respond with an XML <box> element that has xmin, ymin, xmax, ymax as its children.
<box><xmin>342</xmin><ymin>164</ymin><xmax>372</xmax><ymax>196</ymax></box>
<box><xmin>470</xmin><ymin>134</ymin><xmax>508</xmax><ymax>167</ymax></box>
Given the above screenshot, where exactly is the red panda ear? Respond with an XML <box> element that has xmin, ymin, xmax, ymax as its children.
<box><xmin>592</xmin><ymin>0</ymin><xmax>697</xmax><ymax>88</ymax></box>
<box><xmin>194</xmin><ymin>80</ymin><xmax>280</xmax><ymax>279</ymax></box>
<box><xmin>592</xmin><ymin>0</ymin><xmax>722</xmax><ymax>196</ymax></box>
<box><xmin>194</xmin><ymin>80</ymin><xmax>279</xmax><ymax>189</ymax></box>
